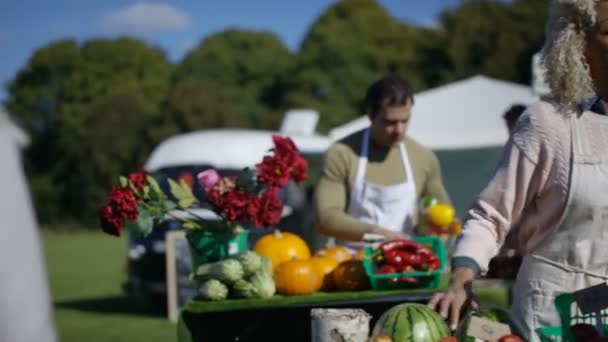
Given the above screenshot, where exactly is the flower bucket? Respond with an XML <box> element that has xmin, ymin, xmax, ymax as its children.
<box><xmin>186</xmin><ymin>227</ymin><xmax>249</xmax><ymax>267</ymax></box>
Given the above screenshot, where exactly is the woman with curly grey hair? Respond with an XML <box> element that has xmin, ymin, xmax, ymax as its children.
<box><xmin>428</xmin><ymin>0</ymin><xmax>608</xmax><ymax>340</ymax></box>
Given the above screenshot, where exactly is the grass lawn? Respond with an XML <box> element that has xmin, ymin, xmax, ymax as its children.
<box><xmin>42</xmin><ymin>229</ymin><xmax>508</xmax><ymax>341</ymax></box>
<box><xmin>43</xmin><ymin>229</ymin><xmax>175</xmax><ymax>342</ymax></box>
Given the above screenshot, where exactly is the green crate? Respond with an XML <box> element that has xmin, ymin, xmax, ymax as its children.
<box><xmin>362</xmin><ymin>236</ymin><xmax>447</xmax><ymax>290</ymax></box>
<box><xmin>536</xmin><ymin>292</ymin><xmax>608</xmax><ymax>342</ymax></box>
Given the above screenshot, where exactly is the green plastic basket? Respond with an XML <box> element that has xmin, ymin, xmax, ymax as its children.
<box><xmin>187</xmin><ymin>228</ymin><xmax>249</xmax><ymax>266</ymax></box>
<box><xmin>362</xmin><ymin>236</ymin><xmax>447</xmax><ymax>290</ymax></box>
<box><xmin>536</xmin><ymin>292</ymin><xmax>608</xmax><ymax>342</ymax></box>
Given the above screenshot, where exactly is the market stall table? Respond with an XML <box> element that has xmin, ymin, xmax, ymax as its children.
<box><xmin>177</xmin><ymin>281</ymin><xmax>447</xmax><ymax>342</ymax></box>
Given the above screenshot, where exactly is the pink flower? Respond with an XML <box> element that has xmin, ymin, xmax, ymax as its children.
<box><xmin>197</xmin><ymin>169</ymin><xmax>220</xmax><ymax>192</ymax></box>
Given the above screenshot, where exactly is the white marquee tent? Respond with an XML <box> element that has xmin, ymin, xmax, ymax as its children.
<box><xmin>329</xmin><ymin>75</ymin><xmax>540</xmax><ymax>150</ymax></box>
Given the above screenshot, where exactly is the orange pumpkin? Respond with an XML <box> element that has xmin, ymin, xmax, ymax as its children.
<box><xmin>315</xmin><ymin>246</ymin><xmax>352</xmax><ymax>263</ymax></box>
<box><xmin>332</xmin><ymin>260</ymin><xmax>370</xmax><ymax>291</ymax></box>
<box><xmin>310</xmin><ymin>256</ymin><xmax>339</xmax><ymax>291</ymax></box>
<box><xmin>254</xmin><ymin>230</ymin><xmax>311</xmax><ymax>271</ymax></box>
<box><xmin>274</xmin><ymin>259</ymin><xmax>322</xmax><ymax>295</ymax></box>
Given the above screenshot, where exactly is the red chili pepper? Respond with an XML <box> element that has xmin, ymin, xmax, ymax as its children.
<box><xmin>418</xmin><ymin>255</ymin><xmax>440</xmax><ymax>271</ymax></box>
<box><xmin>427</xmin><ymin>255</ymin><xmax>440</xmax><ymax>270</ymax></box>
<box><xmin>397</xmin><ymin>264</ymin><xmax>418</xmax><ymax>283</ymax></box>
<box><xmin>396</xmin><ymin>250</ymin><xmax>422</xmax><ymax>268</ymax></box>
<box><xmin>385</xmin><ymin>249</ymin><xmax>404</xmax><ymax>266</ymax></box>
<box><xmin>375</xmin><ymin>264</ymin><xmax>397</xmax><ymax>274</ymax></box>
<box><xmin>379</xmin><ymin>239</ymin><xmax>421</xmax><ymax>254</ymax></box>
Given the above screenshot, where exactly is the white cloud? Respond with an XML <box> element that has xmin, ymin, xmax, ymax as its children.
<box><xmin>99</xmin><ymin>3</ymin><xmax>191</xmax><ymax>34</ymax></box>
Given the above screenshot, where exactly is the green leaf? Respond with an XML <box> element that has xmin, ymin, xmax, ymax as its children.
<box><xmin>119</xmin><ymin>176</ymin><xmax>129</xmax><ymax>188</ymax></box>
<box><xmin>168</xmin><ymin>179</ymin><xmax>199</xmax><ymax>208</ymax></box>
<box><xmin>146</xmin><ymin>176</ymin><xmax>165</xmax><ymax>199</ymax></box>
<box><xmin>162</xmin><ymin>200</ymin><xmax>177</xmax><ymax>212</ymax></box>
<box><xmin>143</xmin><ymin>185</ymin><xmax>150</xmax><ymax>200</ymax></box>
<box><xmin>182</xmin><ymin>221</ymin><xmax>202</xmax><ymax>230</ymax></box>
<box><xmin>125</xmin><ymin>220</ymin><xmax>140</xmax><ymax>235</ymax></box>
<box><xmin>178</xmin><ymin>198</ymin><xmax>197</xmax><ymax>209</ymax></box>
<box><xmin>236</xmin><ymin>167</ymin><xmax>257</xmax><ymax>192</ymax></box>
<box><xmin>135</xmin><ymin>206</ymin><xmax>155</xmax><ymax>237</ymax></box>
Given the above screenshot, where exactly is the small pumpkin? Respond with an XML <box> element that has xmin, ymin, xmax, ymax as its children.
<box><xmin>310</xmin><ymin>256</ymin><xmax>339</xmax><ymax>291</ymax></box>
<box><xmin>356</xmin><ymin>249</ymin><xmax>365</xmax><ymax>261</ymax></box>
<box><xmin>332</xmin><ymin>260</ymin><xmax>370</xmax><ymax>291</ymax></box>
<box><xmin>254</xmin><ymin>230</ymin><xmax>311</xmax><ymax>271</ymax></box>
<box><xmin>315</xmin><ymin>246</ymin><xmax>352</xmax><ymax>263</ymax></box>
<box><xmin>274</xmin><ymin>259</ymin><xmax>322</xmax><ymax>295</ymax></box>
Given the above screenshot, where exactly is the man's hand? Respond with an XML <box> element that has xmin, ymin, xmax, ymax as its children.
<box><xmin>370</xmin><ymin>226</ymin><xmax>410</xmax><ymax>240</ymax></box>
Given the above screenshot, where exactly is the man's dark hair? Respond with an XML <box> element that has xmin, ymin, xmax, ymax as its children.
<box><xmin>503</xmin><ymin>104</ymin><xmax>526</xmax><ymax>133</ymax></box>
<box><xmin>364</xmin><ymin>74</ymin><xmax>414</xmax><ymax>117</ymax></box>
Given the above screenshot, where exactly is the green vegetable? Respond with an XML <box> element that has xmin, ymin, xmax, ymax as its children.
<box><xmin>232</xmin><ymin>279</ymin><xmax>259</xmax><ymax>299</ymax></box>
<box><xmin>372</xmin><ymin>303</ymin><xmax>450</xmax><ymax>342</ymax></box>
<box><xmin>199</xmin><ymin>279</ymin><xmax>228</xmax><ymax>301</ymax></box>
<box><xmin>194</xmin><ymin>259</ymin><xmax>243</xmax><ymax>284</ymax></box>
<box><xmin>253</xmin><ymin>256</ymin><xmax>275</xmax><ymax>298</ymax></box>
<box><xmin>238</xmin><ymin>251</ymin><xmax>263</xmax><ymax>276</ymax></box>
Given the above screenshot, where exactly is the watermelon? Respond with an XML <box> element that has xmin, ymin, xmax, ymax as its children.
<box><xmin>454</xmin><ymin>307</ymin><xmax>510</xmax><ymax>342</ymax></box>
<box><xmin>371</xmin><ymin>303</ymin><xmax>450</xmax><ymax>342</ymax></box>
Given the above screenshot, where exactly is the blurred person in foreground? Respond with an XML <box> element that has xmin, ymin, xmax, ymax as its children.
<box><xmin>485</xmin><ymin>104</ymin><xmax>527</xmax><ymax>280</ymax></box>
<box><xmin>313</xmin><ymin>74</ymin><xmax>451</xmax><ymax>252</ymax></box>
<box><xmin>428</xmin><ymin>1</ymin><xmax>608</xmax><ymax>340</ymax></box>
<box><xmin>0</xmin><ymin>109</ymin><xmax>57</xmax><ymax>342</ymax></box>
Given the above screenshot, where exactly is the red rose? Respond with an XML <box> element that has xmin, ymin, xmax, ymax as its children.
<box><xmin>221</xmin><ymin>190</ymin><xmax>252</xmax><ymax>223</ymax></box>
<box><xmin>128</xmin><ymin>169</ymin><xmax>147</xmax><ymax>191</ymax></box>
<box><xmin>291</xmin><ymin>156</ymin><xmax>308</xmax><ymax>182</ymax></box>
<box><xmin>99</xmin><ymin>204</ymin><xmax>124</xmax><ymax>237</ymax></box>
<box><xmin>246</xmin><ymin>196</ymin><xmax>261</xmax><ymax>223</ymax></box>
<box><xmin>256</xmin><ymin>188</ymin><xmax>283</xmax><ymax>227</ymax></box>
<box><xmin>272</xmin><ymin>135</ymin><xmax>297</xmax><ymax>157</ymax></box>
<box><xmin>256</xmin><ymin>155</ymin><xmax>291</xmax><ymax>188</ymax></box>
<box><xmin>108</xmin><ymin>186</ymin><xmax>139</xmax><ymax>221</ymax></box>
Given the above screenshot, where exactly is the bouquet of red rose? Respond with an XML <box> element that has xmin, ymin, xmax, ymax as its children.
<box><xmin>199</xmin><ymin>135</ymin><xmax>308</xmax><ymax>230</ymax></box>
<box><xmin>99</xmin><ymin>135</ymin><xmax>309</xmax><ymax>238</ymax></box>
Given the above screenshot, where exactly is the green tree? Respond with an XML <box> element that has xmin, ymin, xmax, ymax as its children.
<box><xmin>438</xmin><ymin>0</ymin><xmax>549</xmax><ymax>84</ymax></box>
<box><xmin>60</xmin><ymin>92</ymin><xmax>154</xmax><ymax>219</ymax></box>
<box><xmin>172</xmin><ymin>29</ymin><xmax>294</xmax><ymax>130</ymax></box>
<box><xmin>282</xmin><ymin>0</ymin><xmax>427</xmax><ymax>132</ymax></box>
<box><xmin>6</xmin><ymin>38</ymin><xmax>173</xmax><ymax>223</ymax></box>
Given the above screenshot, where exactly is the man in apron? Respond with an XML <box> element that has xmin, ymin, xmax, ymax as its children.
<box><xmin>313</xmin><ymin>74</ymin><xmax>451</xmax><ymax>251</ymax></box>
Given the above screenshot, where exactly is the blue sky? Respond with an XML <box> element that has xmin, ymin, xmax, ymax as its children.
<box><xmin>0</xmin><ymin>0</ymin><xmax>460</xmax><ymax>102</ymax></box>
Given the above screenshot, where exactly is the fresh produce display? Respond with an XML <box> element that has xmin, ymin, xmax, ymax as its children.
<box><xmin>454</xmin><ymin>307</ymin><xmax>510</xmax><ymax>342</ymax></box>
<box><xmin>438</xmin><ymin>337</ymin><xmax>458</xmax><ymax>342</ymax></box>
<box><xmin>371</xmin><ymin>303</ymin><xmax>450</xmax><ymax>342</ymax></box>
<box><xmin>237</xmin><ymin>250</ymin><xmax>263</xmax><ymax>276</ymax></box>
<box><xmin>416</xmin><ymin>196</ymin><xmax>461</xmax><ymax>240</ymax></box>
<box><xmin>332</xmin><ymin>259</ymin><xmax>371</xmax><ymax>291</ymax></box>
<box><xmin>254</xmin><ymin>230</ymin><xmax>311</xmax><ymax>271</ymax></box>
<box><xmin>498</xmin><ymin>335</ymin><xmax>524</xmax><ymax>342</ymax></box>
<box><xmin>371</xmin><ymin>239</ymin><xmax>440</xmax><ymax>284</ymax></box>
<box><xmin>193</xmin><ymin>258</ymin><xmax>244</xmax><ymax>284</ymax></box>
<box><xmin>273</xmin><ymin>258</ymin><xmax>322</xmax><ymax>295</ymax></box>
<box><xmin>231</xmin><ymin>257</ymin><xmax>275</xmax><ymax>299</ymax></box>
<box><xmin>368</xmin><ymin>334</ymin><xmax>392</xmax><ymax>342</ymax></box>
<box><xmin>192</xmin><ymin>250</ymin><xmax>276</xmax><ymax>301</ymax></box>
<box><xmin>315</xmin><ymin>246</ymin><xmax>353</xmax><ymax>263</ymax></box>
<box><xmin>310</xmin><ymin>256</ymin><xmax>339</xmax><ymax>291</ymax></box>
<box><xmin>198</xmin><ymin>279</ymin><xmax>229</xmax><ymax>301</ymax></box>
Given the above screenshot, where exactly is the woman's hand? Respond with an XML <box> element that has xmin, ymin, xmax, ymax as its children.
<box><xmin>427</xmin><ymin>267</ymin><xmax>478</xmax><ymax>330</ymax></box>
